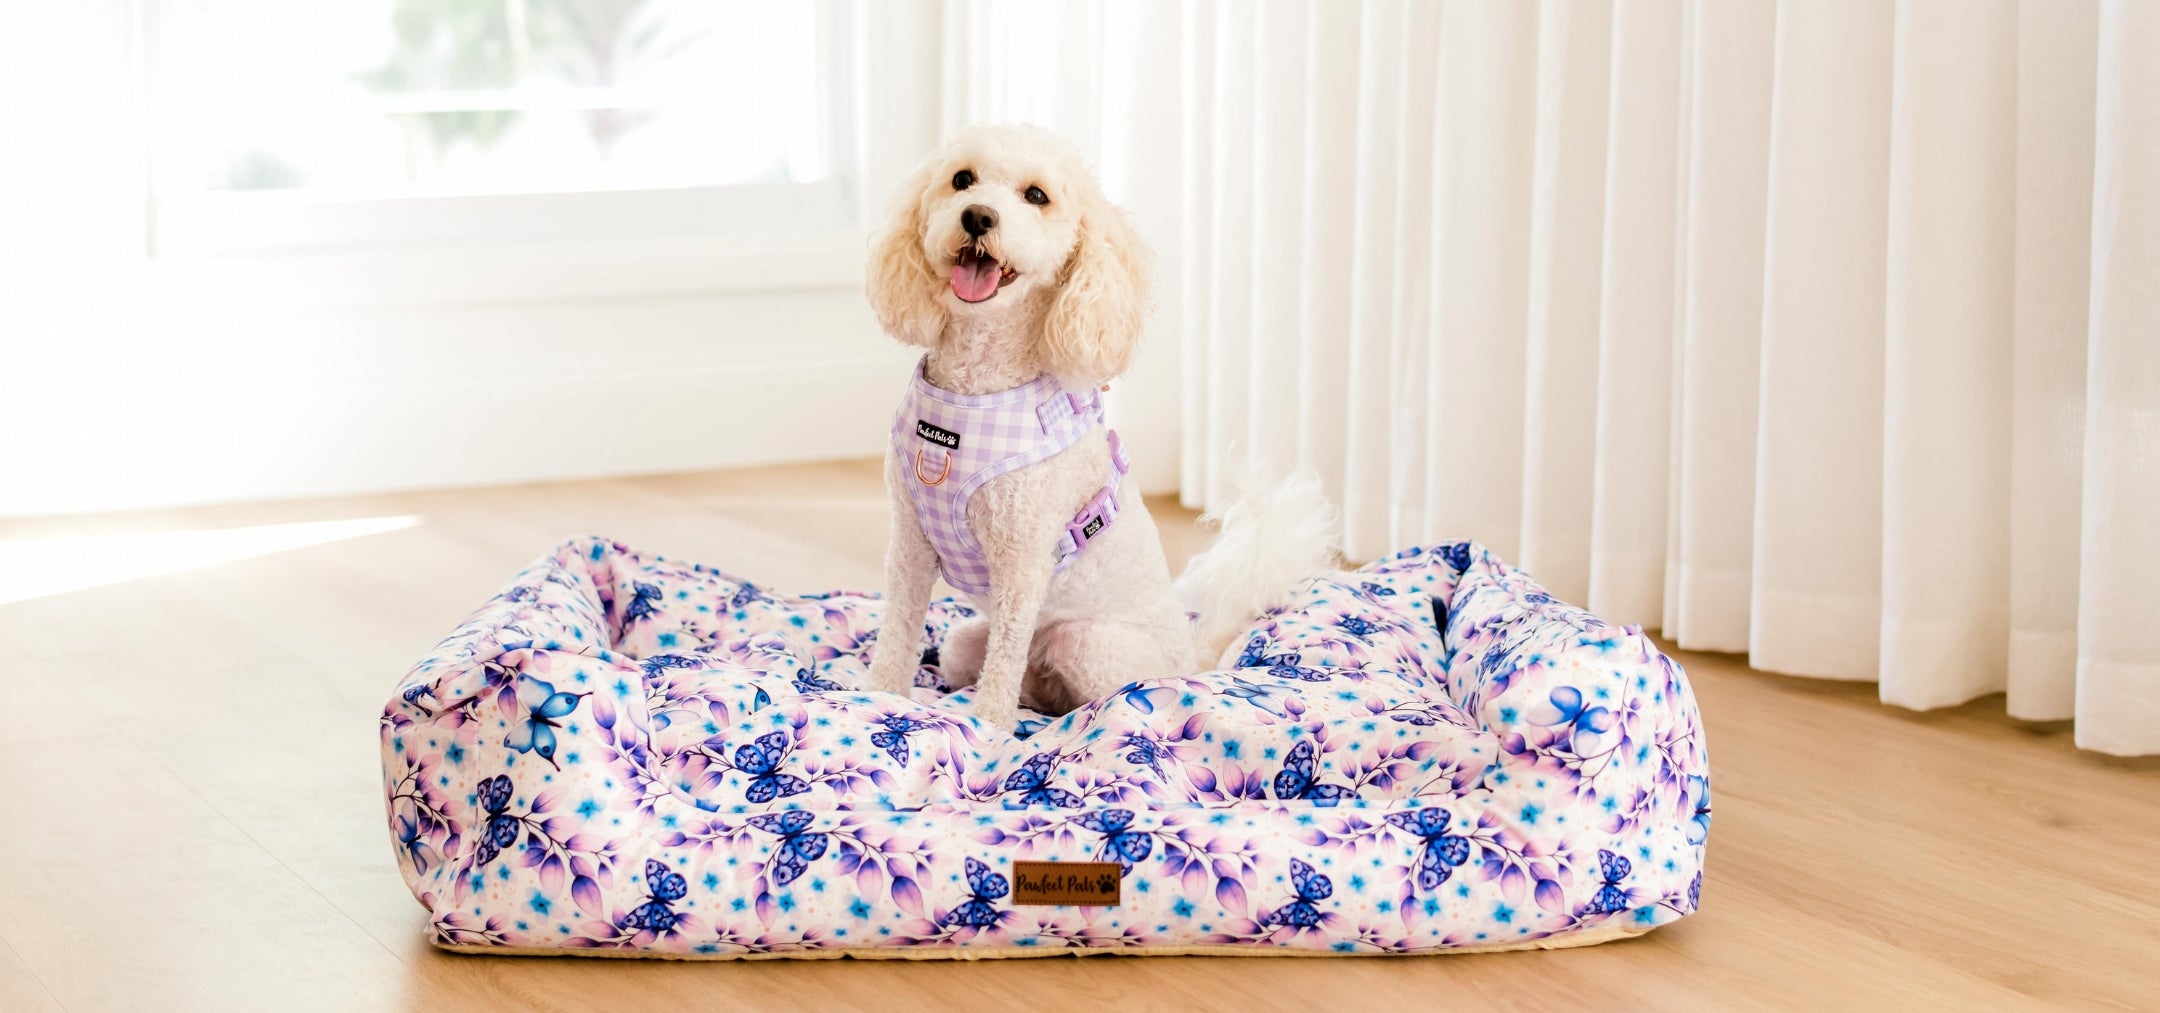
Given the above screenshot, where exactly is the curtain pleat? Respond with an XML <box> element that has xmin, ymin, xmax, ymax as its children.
<box><xmin>2077</xmin><ymin>0</ymin><xmax>2160</xmax><ymax>754</ymax></box>
<box><xmin>943</xmin><ymin>0</ymin><xmax>2160</xmax><ymax>755</ymax></box>
<box><xmin>1672</xmin><ymin>0</ymin><xmax>1774</xmax><ymax>653</ymax></box>
<box><xmin>2007</xmin><ymin>0</ymin><xmax>2097</xmax><ymax>723</ymax></box>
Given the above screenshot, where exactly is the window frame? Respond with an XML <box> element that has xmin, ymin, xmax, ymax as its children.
<box><xmin>132</xmin><ymin>0</ymin><xmax>937</xmax><ymax>308</ymax></box>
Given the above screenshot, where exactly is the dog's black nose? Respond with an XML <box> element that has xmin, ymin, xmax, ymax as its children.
<box><xmin>961</xmin><ymin>204</ymin><xmax>998</xmax><ymax>237</ymax></box>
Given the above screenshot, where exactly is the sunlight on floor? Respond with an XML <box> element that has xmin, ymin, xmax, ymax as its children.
<box><xmin>0</xmin><ymin>515</ymin><xmax>420</xmax><ymax>605</ymax></box>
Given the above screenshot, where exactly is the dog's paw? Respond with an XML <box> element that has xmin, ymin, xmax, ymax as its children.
<box><xmin>970</xmin><ymin>696</ymin><xmax>1020</xmax><ymax>732</ymax></box>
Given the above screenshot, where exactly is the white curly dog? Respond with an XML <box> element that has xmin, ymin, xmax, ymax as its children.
<box><xmin>862</xmin><ymin>124</ymin><xmax>1334</xmax><ymax>730</ymax></box>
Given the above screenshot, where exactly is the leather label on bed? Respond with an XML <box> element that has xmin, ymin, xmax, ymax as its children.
<box><xmin>1011</xmin><ymin>862</ymin><xmax>1123</xmax><ymax>906</ymax></box>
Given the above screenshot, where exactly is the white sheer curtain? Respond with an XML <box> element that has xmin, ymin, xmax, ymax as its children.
<box><xmin>941</xmin><ymin>0</ymin><xmax>2160</xmax><ymax>756</ymax></box>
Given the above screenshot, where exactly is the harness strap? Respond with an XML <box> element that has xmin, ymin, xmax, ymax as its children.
<box><xmin>1052</xmin><ymin>428</ymin><xmax>1131</xmax><ymax>568</ymax></box>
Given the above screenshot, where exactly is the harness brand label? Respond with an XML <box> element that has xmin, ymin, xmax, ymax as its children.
<box><xmin>1011</xmin><ymin>862</ymin><xmax>1123</xmax><ymax>906</ymax></box>
<box><xmin>915</xmin><ymin>419</ymin><xmax>961</xmax><ymax>449</ymax></box>
<box><xmin>1081</xmin><ymin>515</ymin><xmax>1105</xmax><ymax>540</ymax></box>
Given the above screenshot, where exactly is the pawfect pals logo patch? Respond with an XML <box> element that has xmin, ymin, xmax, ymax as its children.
<box><xmin>915</xmin><ymin>419</ymin><xmax>960</xmax><ymax>449</ymax></box>
<box><xmin>1010</xmin><ymin>861</ymin><xmax>1123</xmax><ymax>906</ymax></box>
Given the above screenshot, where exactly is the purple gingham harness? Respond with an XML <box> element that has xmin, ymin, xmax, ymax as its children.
<box><xmin>892</xmin><ymin>357</ymin><xmax>1131</xmax><ymax>596</ymax></box>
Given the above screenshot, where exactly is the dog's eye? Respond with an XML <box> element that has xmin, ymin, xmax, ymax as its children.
<box><xmin>953</xmin><ymin>169</ymin><xmax>975</xmax><ymax>191</ymax></box>
<box><xmin>1024</xmin><ymin>186</ymin><xmax>1050</xmax><ymax>206</ymax></box>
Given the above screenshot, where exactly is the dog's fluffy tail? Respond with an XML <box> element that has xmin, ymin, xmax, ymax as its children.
<box><xmin>1174</xmin><ymin>462</ymin><xmax>1341</xmax><ymax>668</ymax></box>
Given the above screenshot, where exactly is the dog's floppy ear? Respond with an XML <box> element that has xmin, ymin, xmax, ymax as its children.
<box><xmin>1040</xmin><ymin>188</ymin><xmax>1153</xmax><ymax>385</ymax></box>
<box><xmin>865</xmin><ymin>158</ymin><xmax>948</xmax><ymax>348</ymax></box>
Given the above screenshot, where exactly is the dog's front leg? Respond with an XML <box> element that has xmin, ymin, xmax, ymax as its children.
<box><xmin>971</xmin><ymin>514</ymin><xmax>1061</xmax><ymax>731</ymax></box>
<box><xmin>866</xmin><ymin>457</ymin><xmax>941</xmax><ymax>696</ymax></box>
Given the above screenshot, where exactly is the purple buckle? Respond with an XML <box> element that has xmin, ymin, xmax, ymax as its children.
<box><xmin>1105</xmin><ymin>428</ymin><xmax>1129</xmax><ymax>474</ymax></box>
<box><xmin>1066</xmin><ymin>484</ymin><xmax>1119</xmax><ymax>547</ymax></box>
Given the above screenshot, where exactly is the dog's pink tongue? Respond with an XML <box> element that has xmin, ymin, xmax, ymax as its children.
<box><xmin>951</xmin><ymin>250</ymin><xmax>1000</xmax><ymax>303</ymax></box>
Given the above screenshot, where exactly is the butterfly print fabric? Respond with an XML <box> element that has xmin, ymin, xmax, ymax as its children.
<box><xmin>384</xmin><ymin>537</ymin><xmax>1710</xmax><ymax>957</ymax></box>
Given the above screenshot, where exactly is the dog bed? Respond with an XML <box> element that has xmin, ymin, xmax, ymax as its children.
<box><xmin>381</xmin><ymin>537</ymin><xmax>1710</xmax><ymax>958</ymax></box>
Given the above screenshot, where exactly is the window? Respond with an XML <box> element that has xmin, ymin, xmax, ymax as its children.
<box><xmin>146</xmin><ymin>0</ymin><xmax>862</xmax><ymax>256</ymax></box>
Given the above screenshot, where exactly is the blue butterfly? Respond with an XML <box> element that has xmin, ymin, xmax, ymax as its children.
<box><xmin>1688</xmin><ymin>871</ymin><xmax>1702</xmax><ymax>910</ymax></box>
<box><xmin>1220</xmin><ymin>676</ymin><xmax>1295</xmax><ymax>717</ymax></box>
<box><xmin>792</xmin><ymin>667</ymin><xmax>846</xmax><ymax>693</ymax></box>
<box><xmin>1586</xmin><ymin>849</ymin><xmax>1634</xmax><ymax>915</ymax></box>
<box><xmin>640</xmin><ymin>654</ymin><xmax>701</xmax><ymax>679</ymax></box>
<box><xmin>505</xmin><ymin>676</ymin><xmax>584</xmax><ymax>766</ymax></box>
<box><xmin>1001</xmin><ymin>752</ymin><xmax>1082</xmax><ymax>808</ymax></box>
<box><xmin>1685</xmin><ymin>775</ymin><xmax>1712</xmax><ymax>846</ymax></box>
<box><xmin>748</xmin><ymin>810</ymin><xmax>829</xmax><ymax>887</ymax></box>
<box><xmin>870</xmin><ymin>715</ymin><xmax>930</xmax><ymax>765</ymax></box>
<box><xmin>942</xmin><ymin>857</ymin><xmax>1009</xmax><ymax>928</ymax></box>
<box><xmin>624</xmin><ymin>858</ymin><xmax>688</xmax><ymax>932</ymax></box>
<box><xmin>622</xmin><ymin>581</ymin><xmax>664</xmax><ymax>625</ymax></box>
<box><xmin>1385</xmin><ymin>807</ymin><xmax>1471</xmax><ymax>890</ymax></box>
<box><xmin>1262</xmin><ymin>858</ymin><xmax>1334</xmax><ymax>929</ymax></box>
<box><xmin>1233</xmin><ymin>634</ymin><xmax>1304</xmax><ymax>671</ymax></box>
<box><xmin>1359</xmin><ymin>581</ymin><xmax>1398</xmax><ymax>599</ymax></box>
<box><xmin>1334</xmin><ymin>614</ymin><xmax>1383</xmax><ymax>642</ymax></box>
<box><xmin>734</xmin><ymin>731</ymin><xmax>810</xmax><ymax>803</ymax></box>
<box><xmin>728</xmin><ymin>582</ymin><xmax>769</xmax><ymax>611</ymax></box>
<box><xmin>1439</xmin><ymin>543</ymin><xmax>1472</xmax><ymax>572</ymax></box>
<box><xmin>504</xmin><ymin>585</ymin><xmax>537</xmax><ymax>603</ymax></box>
<box><xmin>1264</xmin><ymin>660</ymin><xmax>1332</xmax><ymax>682</ymax></box>
<box><xmin>1072</xmin><ymin>809</ymin><xmax>1153</xmax><ymax>868</ymax></box>
<box><xmin>471</xmin><ymin>774</ymin><xmax>521</xmax><ymax>866</ymax></box>
<box><xmin>1121</xmin><ymin>735</ymin><xmax>1165</xmax><ymax>778</ymax></box>
<box><xmin>1272</xmin><ymin>740</ymin><xmax>1356</xmax><ymax>805</ymax></box>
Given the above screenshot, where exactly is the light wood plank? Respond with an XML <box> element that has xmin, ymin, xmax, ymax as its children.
<box><xmin>0</xmin><ymin>459</ymin><xmax>2155</xmax><ymax>1010</ymax></box>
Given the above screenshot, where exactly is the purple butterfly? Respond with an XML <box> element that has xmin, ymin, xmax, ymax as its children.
<box><xmin>624</xmin><ymin>857</ymin><xmax>688</xmax><ymax>932</ymax></box>
<box><xmin>1585</xmin><ymin>849</ymin><xmax>1634</xmax><ymax>915</ymax></box>
<box><xmin>471</xmin><ymin>774</ymin><xmax>521</xmax><ymax>866</ymax></box>
<box><xmin>1001</xmin><ymin>753</ymin><xmax>1081</xmax><ymax>808</ymax></box>
<box><xmin>734</xmin><ymin>731</ymin><xmax>810</xmax><ymax>803</ymax></box>
<box><xmin>748</xmin><ymin>810</ymin><xmax>829</xmax><ymax>887</ymax></box>
<box><xmin>1071</xmin><ymin>809</ymin><xmax>1153</xmax><ymax>868</ymax></box>
<box><xmin>729</xmin><ymin>582</ymin><xmax>769</xmax><ymax>611</ymax></box>
<box><xmin>792</xmin><ymin>667</ymin><xmax>847</xmax><ymax>693</ymax></box>
<box><xmin>1272</xmin><ymin>740</ymin><xmax>1356</xmax><ymax>805</ymax></box>
<box><xmin>1265</xmin><ymin>661</ymin><xmax>1332</xmax><ymax>682</ymax></box>
<box><xmin>1385</xmin><ymin>807</ymin><xmax>1471</xmax><ymax>891</ymax></box>
<box><xmin>1262</xmin><ymin>858</ymin><xmax>1334</xmax><ymax>929</ymax></box>
<box><xmin>942</xmin><ymin>857</ymin><xmax>1008</xmax><ymax>928</ymax></box>
<box><xmin>622</xmin><ymin>581</ymin><xmax>664</xmax><ymax>625</ymax></box>
<box><xmin>870</xmin><ymin>715</ymin><xmax>930</xmax><ymax>765</ymax></box>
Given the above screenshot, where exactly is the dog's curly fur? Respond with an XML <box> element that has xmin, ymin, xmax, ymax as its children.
<box><xmin>863</xmin><ymin>124</ymin><xmax>1334</xmax><ymax>729</ymax></box>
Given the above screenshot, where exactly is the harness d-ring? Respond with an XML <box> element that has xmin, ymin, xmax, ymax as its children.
<box><xmin>914</xmin><ymin>447</ymin><xmax>951</xmax><ymax>486</ymax></box>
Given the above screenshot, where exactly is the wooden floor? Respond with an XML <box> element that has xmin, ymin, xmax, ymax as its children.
<box><xmin>1</xmin><ymin>459</ymin><xmax>2154</xmax><ymax>1011</ymax></box>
